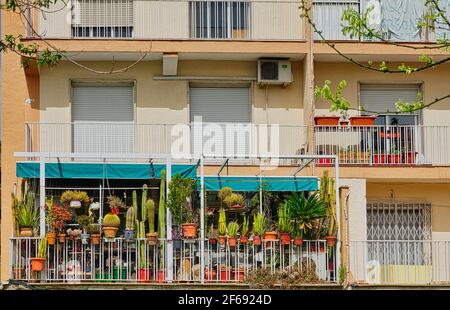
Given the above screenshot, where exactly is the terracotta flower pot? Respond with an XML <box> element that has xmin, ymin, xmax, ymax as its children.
<box><xmin>340</xmin><ymin>120</ymin><xmax>349</xmax><ymax>127</ymax></box>
<box><xmin>158</xmin><ymin>270</ymin><xmax>165</xmax><ymax>283</ymax></box>
<box><xmin>220</xmin><ymin>268</ymin><xmax>230</xmax><ymax>282</ymax></box>
<box><xmin>209</xmin><ymin>238</ymin><xmax>217</xmax><ymax>245</ymax></box>
<box><xmin>13</xmin><ymin>267</ymin><xmax>24</xmax><ymax>280</ymax></box>
<box><xmin>138</xmin><ymin>268</ymin><xmax>150</xmax><ymax>282</ymax></box>
<box><xmin>326</xmin><ymin>236</ymin><xmax>337</xmax><ymax>247</ymax></box>
<box><xmin>253</xmin><ymin>236</ymin><xmax>262</xmax><ymax>246</ymax></box>
<box><xmin>239</xmin><ymin>236</ymin><xmax>248</xmax><ymax>245</ymax></box>
<box><xmin>228</xmin><ymin>237</ymin><xmax>237</xmax><ymax>248</ymax></box>
<box><xmin>91</xmin><ymin>234</ymin><xmax>100</xmax><ymax>245</ymax></box>
<box><xmin>19</xmin><ymin>228</ymin><xmax>33</xmax><ymax>237</ymax></box>
<box><xmin>233</xmin><ymin>269</ymin><xmax>245</xmax><ymax>282</ymax></box>
<box><xmin>314</xmin><ymin>116</ymin><xmax>340</xmax><ymax>126</ymax></box>
<box><xmin>218</xmin><ymin>235</ymin><xmax>226</xmax><ymax>245</ymax></box>
<box><xmin>350</xmin><ymin>116</ymin><xmax>376</xmax><ymax>126</ymax></box>
<box><xmin>279</xmin><ymin>233</ymin><xmax>291</xmax><ymax>246</ymax></box>
<box><xmin>181</xmin><ymin>223</ymin><xmax>197</xmax><ymax>239</ymax></box>
<box><xmin>103</xmin><ymin>227</ymin><xmax>118</xmax><ymax>238</ymax></box>
<box><xmin>30</xmin><ymin>258</ymin><xmax>46</xmax><ymax>272</ymax></box>
<box><xmin>146</xmin><ymin>232</ymin><xmax>158</xmax><ymax>246</ymax></box>
<box><xmin>47</xmin><ymin>232</ymin><xmax>56</xmax><ymax>245</ymax></box>
<box><xmin>294</xmin><ymin>237</ymin><xmax>303</xmax><ymax>247</ymax></box>
<box><xmin>231</xmin><ymin>204</ymin><xmax>244</xmax><ymax>209</ymax></box>
<box><xmin>205</xmin><ymin>268</ymin><xmax>217</xmax><ymax>281</ymax></box>
<box><xmin>58</xmin><ymin>234</ymin><xmax>66</xmax><ymax>243</ymax></box>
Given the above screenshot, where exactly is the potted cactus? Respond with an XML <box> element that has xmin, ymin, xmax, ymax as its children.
<box><xmin>88</xmin><ymin>223</ymin><xmax>101</xmax><ymax>245</ymax></box>
<box><xmin>252</xmin><ymin>212</ymin><xmax>266</xmax><ymax>246</ymax></box>
<box><xmin>124</xmin><ymin>205</ymin><xmax>135</xmax><ymax>241</ymax></box>
<box><xmin>277</xmin><ymin>202</ymin><xmax>292</xmax><ymax>246</ymax></box>
<box><xmin>219</xmin><ymin>187</ymin><xmax>245</xmax><ymax>209</ymax></box>
<box><xmin>208</xmin><ymin>224</ymin><xmax>218</xmax><ymax>245</ymax></box>
<box><xmin>60</xmin><ymin>190</ymin><xmax>90</xmax><ymax>209</ymax></box>
<box><xmin>103</xmin><ymin>195</ymin><xmax>124</xmax><ymax>238</ymax></box>
<box><xmin>227</xmin><ymin>221</ymin><xmax>239</xmax><ymax>248</ymax></box>
<box><xmin>218</xmin><ymin>208</ymin><xmax>227</xmax><ymax>245</ymax></box>
<box><xmin>320</xmin><ymin>171</ymin><xmax>338</xmax><ymax>247</ymax></box>
<box><xmin>146</xmin><ymin>198</ymin><xmax>158</xmax><ymax>245</ymax></box>
<box><xmin>240</xmin><ymin>215</ymin><xmax>249</xmax><ymax>245</ymax></box>
<box><xmin>30</xmin><ymin>236</ymin><xmax>47</xmax><ymax>272</ymax></box>
<box><xmin>77</xmin><ymin>214</ymin><xmax>93</xmax><ymax>244</ymax></box>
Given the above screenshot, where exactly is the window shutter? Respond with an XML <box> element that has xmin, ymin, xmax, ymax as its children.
<box><xmin>72</xmin><ymin>0</ymin><xmax>134</xmax><ymax>27</ymax></box>
<box><xmin>360</xmin><ymin>84</ymin><xmax>420</xmax><ymax>114</ymax></box>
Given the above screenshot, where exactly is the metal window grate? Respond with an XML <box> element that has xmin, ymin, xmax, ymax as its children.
<box><xmin>367</xmin><ymin>202</ymin><xmax>432</xmax><ymax>241</ymax></box>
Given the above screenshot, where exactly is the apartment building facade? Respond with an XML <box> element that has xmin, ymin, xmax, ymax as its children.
<box><xmin>2</xmin><ymin>0</ymin><xmax>450</xmax><ymax>285</ymax></box>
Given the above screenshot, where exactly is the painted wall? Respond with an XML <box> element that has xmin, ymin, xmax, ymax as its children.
<box><xmin>314</xmin><ymin>62</ymin><xmax>450</xmax><ymax>126</ymax></box>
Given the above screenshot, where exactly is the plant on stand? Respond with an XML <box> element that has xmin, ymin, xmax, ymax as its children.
<box><xmin>252</xmin><ymin>212</ymin><xmax>266</xmax><ymax>246</ymax></box>
<box><xmin>208</xmin><ymin>224</ymin><xmax>218</xmax><ymax>245</ymax></box>
<box><xmin>320</xmin><ymin>171</ymin><xmax>338</xmax><ymax>247</ymax></box>
<box><xmin>218</xmin><ymin>208</ymin><xmax>227</xmax><ymax>245</ymax></box>
<box><xmin>103</xmin><ymin>196</ymin><xmax>123</xmax><ymax>238</ymax></box>
<box><xmin>124</xmin><ymin>204</ymin><xmax>135</xmax><ymax>241</ymax></box>
<box><xmin>277</xmin><ymin>202</ymin><xmax>292</xmax><ymax>246</ymax></box>
<box><xmin>146</xmin><ymin>198</ymin><xmax>158</xmax><ymax>245</ymax></box>
<box><xmin>219</xmin><ymin>187</ymin><xmax>245</xmax><ymax>209</ymax></box>
<box><xmin>13</xmin><ymin>189</ymin><xmax>38</xmax><ymax>237</ymax></box>
<box><xmin>60</xmin><ymin>190</ymin><xmax>90</xmax><ymax>209</ymax></box>
<box><xmin>168</xmin><ymin>174</ymin><xmax>197</xmax><ymax>238</ymax></box>
<box><xmin>88</xmin><ymin>223</ymin><xmax>101</xmax><ymax>245</ymax></box>
<box><xmin>77</xmin><ymin>215</ymin><xmax>93</xmax><ymax>245</ymax></box>
<box><xmin>30</xmin><ymin>235</ymin><xmax>47</xmax><ymax>272</ymax></box>
<box><xmin>227</xmin><ymin>221</ymin><xmax>239</xmax><ymax>248</ymax></box>
<box><xmin>45</xmin><ymin>197</ymin><xmax>73</xmax><ymax>244</ymax></box>
<box><xmin>240</xmin><ymin>215</ymin><xmax>249</xmax><ymax>245</ymax></box>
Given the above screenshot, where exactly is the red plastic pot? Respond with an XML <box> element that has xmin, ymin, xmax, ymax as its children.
<box><xmin>350</xmin><ymin>116</ymin><xmax>376</xmax><ymax>126</ymax></box>
<box><xmin>294</xmin><ymin>237</ymin><xmax>303</xmax><ymax>246</ymax></box>
<box><xmin>279</xmin><ymin>233</ymin><xmax>291</xmax><ymax>246</ymax></box>
<box><xmin>239</xmin><ymin>236</ymin><xmax>248</xmax><ymax>245</ymax></box>
<box><xmin>158</xmin><ymin>270</ymin><xmax>165</xmax><ymax>283</ymax></box>
<box><xmin>253</xmin><ymin>236</ymin><xmax>262</xmax><ymax>246</ymax></box>
<box><xmin>138</xmin><ymin>268</ymin><xmax>150</xmax><ymax>282</ymax></box>
<box><xmin>228</xmin><ymin>237</ymin><xmax>237</xmax><ymax>248</ymax></box>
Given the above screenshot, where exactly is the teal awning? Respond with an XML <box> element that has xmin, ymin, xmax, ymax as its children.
<box><xmin>16</xmin><ymin>162</ymin><xmax>197</xmax><ymax>179</ymax></box>
<box><xmin>198</xmin><ymin>176</ymin><xmax>318</xmax><ymax>192</ymax></box>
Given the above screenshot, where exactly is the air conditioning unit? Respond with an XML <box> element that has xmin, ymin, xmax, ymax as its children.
<box><xmin>257</xmin><ymin>59</ymin><xmax>293</xmax><ymax>85</ymax></box>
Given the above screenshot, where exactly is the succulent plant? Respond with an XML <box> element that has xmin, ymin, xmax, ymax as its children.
<box><xmin>227</xmin><ymin>221</ymin><xmax>239</xmax><ymax>238</ymax></box>
<box><xmin>125</xmin><ymin>206</ymin><xmax>135</xmax><ymax>230</ymax></box>
<box><xmin>103</xmin><ymin>213</ymin><xmax>120</xmax><ymax>227</ymax></box>
<box><xmin>147</xmin><ymin>199</ymin><xmax>156</xmax><ymax>233</ymax></box>
<box><xmin>218</xmin><ymin>208</ymin><xmax>227</xmax><ymax>236</ymax></box>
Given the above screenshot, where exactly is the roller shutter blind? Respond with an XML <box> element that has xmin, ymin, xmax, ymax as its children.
<box><xmin>71</xmin><ymin>83</ymin><xmax>134</xmax><ymax>154</ymax></box>
<box><xmin>189</xmin><ymin>86</ymin><xmax>251</xmax><ymax>156</ymax></box>
<box><xmin>360</xmin><ymin>84</ymin><xmax>420</xmax><ymax>114</ymax></box>
<box><xmin>72</xmin><ymin>0</ymin><xmax>134</xmax><ymax>27</ymax></box>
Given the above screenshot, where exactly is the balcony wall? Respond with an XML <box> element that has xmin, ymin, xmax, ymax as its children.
<box><xmin>33</xmin><ymin>0</ymin><xmax>303</xmax><ymax>41</ymax></box>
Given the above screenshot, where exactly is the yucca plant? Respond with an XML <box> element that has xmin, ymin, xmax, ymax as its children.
<box><xmin>252</xmin><ymin>212</ymin><xmax>266</xmax><ymax>237</ymax></box>
<box><xmin>286</xmin><ymin>192</ymin><xmax>327</xmax><ymax>239</ymax></box>
<box><xmin>241</xmin><ymin>215</ymin><xmax>249</xmax><ymax>237</ymax></box>
<box><xmin>277</xmin><ymin>202</ymin><xmax>292</xmax><ymax>234</ymax></box>
<box><xmin>227</xmin><ymin>221</ymin><xmax>239</xmax><ymax>238</ymax></box>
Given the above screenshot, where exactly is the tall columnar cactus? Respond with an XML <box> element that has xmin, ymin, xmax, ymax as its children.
<box><xmin>147</xmin><ymin>199</ymin><xmax>156</xmax><ymax>233</ymax></box>
<box><xmin>320</xmin><ymin>171</ymin><xmax>338</xmax><ymax>237</ymax></box>
<box><xmin>141</xmin><ymin>184</ymin><xmax>148</xmax><ymax>224</ymax></box>
<box><xmin>158</xmin><ymin>170</ymin><xmax>166</xmax><ymax>270</ymax></box>
<box><xmin>125</xmin><ymin>206</ymin><xmax>135</xmax><ymax>230</ymax></box>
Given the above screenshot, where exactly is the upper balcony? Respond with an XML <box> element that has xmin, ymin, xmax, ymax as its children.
<box><xmin>27</xmin><ymin>0</ymin><xmax>303</xmax><ymax>41</ymax></box>
<box><xmin>313</xmin><ymin>0</ymin><xmax>449</xmax><ymax>42</ymax></box>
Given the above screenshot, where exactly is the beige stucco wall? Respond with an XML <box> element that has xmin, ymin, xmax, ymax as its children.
<box><xmin>314</xmin><ymin>62</ymin><xmax>450</xmax><ymax>126</ymax></box>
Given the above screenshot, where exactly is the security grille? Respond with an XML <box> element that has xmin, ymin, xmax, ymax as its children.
<box><xmin>72</xmin><ymin>0</ymin><xmax>134</xmax><ymax>38</ymax></box>
<box><xmin>367</xmin><ymin>202</ymin><xmax>432</xmax><ymax>265</ymax></box>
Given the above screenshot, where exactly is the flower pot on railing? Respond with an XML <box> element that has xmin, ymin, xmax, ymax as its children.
<box><xmin>279</xmin><ymin>233</ymin><xmax>291</xmax><ymax>246</ymax></box>
<box><xmin>19</xmin><ymin>227</ymin><xmax>33</xmax><ymax>237</ymax></box>
<box><xmin>58</xmin><ymin>233</ymin><xmax>66</xmax><ymax>244</ymax></box>
<box><xmin>263</xmin><ymin>231</ymin><xmax>277</xmax><ymax>247</ymax></box>
<box><xmin>405</xmin><ymin>152</ymin><xmax>417</xmax><ymax>164</ymax></box>
<box><xmin>340</xmin><ymin>120</ymin><xmax>349</xmax><ymax>127</ymax></box>
<box><xmin>228</xmin><ymin>237</ymin><xmax>237</xmax><ymax>248</ymax></box>
<box><xmin>91</xmin><ymin>234</ymin><xmax>100</xmax><ymax>245</ymax></box>
<box><xmin>47</xmin><ymin>232</ymin><xmax>57</xmax><ymax>245</ymax></box>
<box><xmin>220</xmin><ymin>267</ymin><xmax>230</xmax><ymax>283</ymax></box>
<box><xmin>294</xmin><ymin>237</ymin><xmax>303</xmax><ymax>247</ymax></box>
<box><xmin>239</xmin><ymin>236</ymin><xmax>248</xmax><ymax>245</ymax></box>
<box><xmin>350</xmin><ymin>116</ymin><xmax>376</xmax><ymax>126</ymax></box>
<box><xmin>218</xmin><ymin>235</ymin><xmax>226</xmax><ymax>245</ymax></box>
<box><xmin>181</xmin><ymin>223</ymin><xmax>197</xmax><ymax>239</ymax></box>
<box><xmin>325</xmin><ymin>236</ymin><xmax>337</xmax><ymax>247</ymax></box>
<box><xmin>230</xmin><ymin>204</ymin><xmax>244</xmax><ymax>210</ymax></box>
<box><xmin>314</xmin><ymin>116</ymin><xmax>340</xmax><ymax>126</ymax></box>
<box><xmin>30</xmin><ymin>258</ymin><xmax>46</xmax><ymax>272</ymax></box>
<box><xmin>253</xmin><ymin>236</ymin><xmax>262</xmax><ymax>246</ymax></box>
<box><xmin>103</xmin><ymin>227</ymin><xmax>118</xmax><ymax>238</ymax></box>
<box><xmin>146</xmin><ymin>232</ymin><xmax>158</xmax><ymax>246</ymax></box>
<box><xmin>124</xmin><ymin>229</ymin><xmax>135</xmax><ymax>242</ymax></box>
<box><xmin>138</xmin><ymin>268</ymin><xmax>150</xmax><ymax>282</ymax></box>
<box><xmin>204</xmin><ymin>268</ymin><xmax>217</xmax><ymax>281</ymax></box>
<box><xmin>317</xmin><ymin>158</ymin><xmax>333</xmax><ymax>166</ymax></box>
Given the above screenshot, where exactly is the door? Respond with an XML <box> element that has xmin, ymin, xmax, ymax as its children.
<box><xmin>71</xmin><ymin>82</ymin><xmax>134</xmax><ymax>154</ymax></box>
<box><xmin>189</xmin><ymin>86</ymin><xmax>251</xmax><ymax>157</ymax></box>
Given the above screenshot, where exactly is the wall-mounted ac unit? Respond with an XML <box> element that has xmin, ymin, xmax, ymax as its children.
<box><xmin>257</xmin><ymin>59</ymin><xmax>293</xmax><ymax>86</ymax></box>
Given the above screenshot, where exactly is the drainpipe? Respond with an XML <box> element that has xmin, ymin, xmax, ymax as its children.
<box><xmin>166</xmin><ymin>157</ymin><xmax>173</xmax><ymax>282</ymax></box>
<box><xmin>200</xmin><ymin>156</ymin><xmax>205</xmax><ymax>283</ymax></box>
<box><xmin>39</xmin><ymin>154</ymin><xmax>46</xmax><ymax>237</ymax></box>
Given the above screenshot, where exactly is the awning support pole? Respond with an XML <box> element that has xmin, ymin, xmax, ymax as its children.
<box><xmin>39</xmin><ymin>155</ymin><xmax>46</xmax><ymax>237</ymax></box>
<box><xmin>334</xmin><ymin>156</ymin><xmax>341</xmax><ymax>281</ymax></box>
<box><xmin>200</xmin><ymin>156</ymin><xmax>205</xmax><ymax>283</ymax></box>
<box><xmin>166</xmin><ymin>156</ymin><xmax>173</xmax><ymax>282</ymax></box>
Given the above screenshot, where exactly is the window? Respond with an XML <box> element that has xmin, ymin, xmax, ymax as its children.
<box><xmin>72</xmin><ymin>0</ymin><xmax>134</xmax><ymax>38</ymax></box>
<box><xmin>190</xmin><ymin>1</ymin><xmax>250</xmax><ymax>39</ymax></box>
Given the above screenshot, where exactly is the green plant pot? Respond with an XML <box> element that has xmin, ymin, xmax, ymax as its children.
<box><xmin>113</xmin><ymin>266</ymin><xmax>127</xmax><ymax>281</ymax></box>
<box><xmin>95</xmin><ymin>272</ymin><xmax>111</xmax><ymax>283</ymax></box>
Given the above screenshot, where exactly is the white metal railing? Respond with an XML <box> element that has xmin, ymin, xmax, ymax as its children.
<box><xmin>28</xmin><ymin>0</ymin><xmax>303</xmax><ymax>41</ymax></box>
<box><xmin>349</xmin><ymin>240</ymin><xmax>450</xmax><ymax>285</ymax></box>
<box><xmin>24</xmin><ymin>122</ymin><xmax>307</xmax><ymax>159</ymax></box>
<box><xmin>313</xmin><ymin>0</ymin><xmax>435</xmax><ymax>42</ymax></box>
<box><xmin>313</xmin><ymin>125</ymin><xmax>450</xmax><ymax>166</ymax></box>
<box><xmin>10</xmin><ymin>237</ymin><xmax>336</xmax><ymax>283</ymax></box>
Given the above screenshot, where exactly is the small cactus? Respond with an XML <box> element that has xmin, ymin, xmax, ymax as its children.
<box><xmin>125</xmin><ymin>206</ymin><xmax>135</xmax><ymax>230</ymax></box>
<box><xmin>103</xmin><ymin>213</ymin><xmax>120</xmax><ymax>227</ymax></box>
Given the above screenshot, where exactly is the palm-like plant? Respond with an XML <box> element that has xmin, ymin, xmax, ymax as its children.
<box><xmin>286</xmin><ymin>192</ymin><xmax>327</xmax><ymax>238</ymax></box>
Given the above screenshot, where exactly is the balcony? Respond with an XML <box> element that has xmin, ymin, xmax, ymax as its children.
<box><xmin>24</xmin><ymin>122</ymin><xmax>307</xmax><ymax>160</ymax></box>
<box><xmin>313</xmin><ymin>125</ymin><xmax>450</xmax><ymax>166</ymax></box>
<box><xmin>313</xmin><ymin>0</ymin><xmax>446</xmax><ymax>42</ymax></box>
<box><xmin>29</xmin><ymin>0</ymin><xmax>303</xmax><ymax>41</ymax></box>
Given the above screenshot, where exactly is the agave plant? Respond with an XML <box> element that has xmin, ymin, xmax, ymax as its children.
<box><xmin>286</xmin><ymin>192</ymin><xmax>327</xmax><ymax>238</ymax></box>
